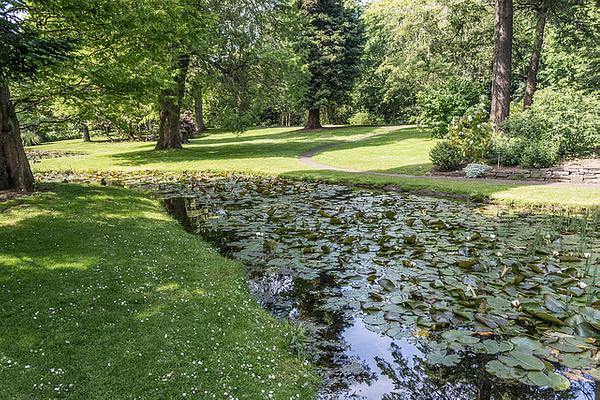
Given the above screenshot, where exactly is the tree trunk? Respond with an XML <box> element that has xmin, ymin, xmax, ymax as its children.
<box><xmin>194</xmin><ymin>90</ymin><xmax>205</xmax><ymax>133</ymax></box>
<box><xmin>82</xmin><ymin>123</ymin><xmax>91</xmax><ymax>142</ymax></box>
<box><xmin>523</xmin><ymin>10</ymin><xmax>547</xmax><ymax>108</ymax></box>
<box><xmin>0</xmin><ymin>86</ymin><xmax>34</xmax><ymax>192</ymax></box>
<box><xmin>155</xmin><ymin>54</ymin><xmax>190</xmax><ymax>150</ymax></box>
<box><xmin>490</xmin><ymin>0</ymin><xmax>513</xmax><ymax>130</ymax></box>
<box><xmin>304</xmin><ymin>108</ymin><xmax>322</xmax><ymax>130</ymax></box>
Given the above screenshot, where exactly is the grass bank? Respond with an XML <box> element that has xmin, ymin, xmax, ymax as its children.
<box><xmin>0</xmin><ymin>184</ymin><xmax>317</xmax><ymax>399</ymax></box>
<box><xmin>27</xmin><ymin>126</ymin><xmax>600</xmax><ymax>208</ymax></box>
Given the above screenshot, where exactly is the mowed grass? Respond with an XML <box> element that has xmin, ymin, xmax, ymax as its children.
<box><xmin>30</xmin><ymin>126</ymin><xmax>393</xmax><ymax>174</ymax></box>
<box><xmin>312</xmin><ymin>127</ymin><xmax>438</xmax><ymax>175</ymax></box>
<box><xmin>0</xmin><ymin>184</ymin><xmax>317</xmax><ymax>399</ymax></box>
<box><xmin>28</xmin><ymin>126</ymin><xmax>600</xmax><ymax>208</ymax></box>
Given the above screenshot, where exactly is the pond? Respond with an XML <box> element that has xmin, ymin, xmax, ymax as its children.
<box><xmin>158</xmin><ymin>175</ymin><xmax>600</xmax><ymax>400</ymax></box>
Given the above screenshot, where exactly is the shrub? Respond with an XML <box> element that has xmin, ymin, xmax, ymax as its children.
<box><xmin>463</xmin><ymin>163</ymin><xmax>492</xmax><ymax>178</ymax></box>
<box><xmin>348</xmin><ymin>111</ymin><xmax>383</xmax><ymax>126</ymax></box>
<box><xmin>519</xmin><ymin>140</ymin><xmax>559</xmax><ymax>169</ymax></box>
<box><xmin>446</xmin><ymin>106</ymin><xmax>493</xmax><ymax>163</ymax></box>
<box><xmin>430</xmin><ymin>140</ymin><xmax>464</xmax><ymax>171</ymax></box>
<box><xmin>490</xmin><ymin>136</ymin><xmax>525</xmax><ymax>167</ymax></box>
<box><xmin>504</xmin><ymin>88</ymin><xmax>600</xmax><ymax>158</ymax></box>
<box><xmin>416</xmin><ymin>78</ymin><xmax>483</xmax><ymax>138</ymax></box>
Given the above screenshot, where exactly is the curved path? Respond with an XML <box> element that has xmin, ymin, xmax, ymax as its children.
<box><xmin>298</xmin><ymin>127</ymin><xmax>588</xmax><ymax>187</ymax></box>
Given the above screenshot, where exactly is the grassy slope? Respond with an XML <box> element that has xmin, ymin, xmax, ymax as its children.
<box><xmin>29</xmin><ymin>126</ymin><xmax>600</xmax><ymax>208</ymax></box>
<box><xmin>0</xmin><ymin>184</ymin><xmax>316</xmax><ymax>399</ymax></box>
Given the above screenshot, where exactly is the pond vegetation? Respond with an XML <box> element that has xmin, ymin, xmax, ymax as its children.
<box><xmin>158</xmin><ymin>175</ymin><xmax>600</xmax><ymax>399</ymax></box>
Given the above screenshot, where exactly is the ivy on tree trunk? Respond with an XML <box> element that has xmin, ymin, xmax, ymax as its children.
<box><xmin>0</xmin><ymin>86</ymin><xmax>34</xmax><ymax>192</ymax></box>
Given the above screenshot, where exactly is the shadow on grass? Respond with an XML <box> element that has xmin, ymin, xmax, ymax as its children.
<box><xmin>0</xmin><ymin>184</ymin><xmax>315</xmax><ymax>398</ymax></box>
<box><xmin>108</xmin><ymin>125</ymin><xmax>416</xmax><ymax>167</ymax></box>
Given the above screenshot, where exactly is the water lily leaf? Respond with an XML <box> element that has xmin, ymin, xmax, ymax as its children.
<box><xmin>527</xmin><ymin>371</ymin><xmax>570</xmax><ymax>390</ymax></box>
<box><xmin>384</xmin><ymin>312</ymin><xmax>403</xmax><ymax>322</ymax></box>
<box><xmin>475</xmin><ymin>313</ymin><xmax>508</xmax><ymax>329</ymax></box>
<box><xmin>485</xmin><ymin>360</ymin><xmax>514</xmax><ymax>380</ymax></box>
<box><xmin>427</xmin><ymin>351</ymin><xmax>460</xmax><ymax>367</ymax></box>
<box><xmin>580</xmin><ymin>307</ymin><xmax>600</xmax><ymax>330</ymax></box>
<box><xmin>378</xmin><ymin>278</ymin><xmax>396</xmax><ymax>292</ymax></box>
<box><xmin>510</xmin><ymin>337</ymin><xmax>544</xmax><ymax>352</ymax></box>
<box><xmin>543</xmin><ymin>294</ymin><xmax>567</xmax><ymax>314</ymax></box>
<box><xmin>499</xmin><ymin>351</ymin><xmax>545</xmax><ymax>371</ymax></box>
<box><xmin>559</xmin><ymin>353</ymin><xmax>597</xmax><ymax>369</ymax></box>
<box><xmin>585</xmin><ymin>368</ymin><xmax>600</xmax><ymax>381</ymax></box>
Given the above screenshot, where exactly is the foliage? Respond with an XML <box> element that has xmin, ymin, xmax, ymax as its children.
<box><xmin>504</xmin><ymin>88</ymin><xmax>600</xmax><ymax>159</ymax></box>
<box><xmin>536</xmin><ymin>2</ymin><xmax>600</xmax><ymax>93</ymax></box>
<box><xmin>490</xmin><ymin>135</ymin><xmax>525</xmax><ymax>167</ymax></box>
<box><xmin>446</xmin><ymin>107</ymin><xmax>493</xmax><ymax>163</ymax></box>
<box><xmin>0</xmin><ymin>0</ymin><xmax>75</xmax><ymax>85</ymax></box>
<box><xmin>417</xmin><ymin>79</ymin><xmax>484</xmax><ymax>138</ymax></box>
<box><xmin>463</xmin><ymin>163</ymin><xmax>492</xmax><ymax>178</ymax></box>
<box><xmin>297</xmin><ymin>0</ymin><xmax>364</xmax><ymax>111</ymax></box>
<box><xmin>20</xmin><ymin>130</ymin><xmax>42</xmax><ymax>146</ymax></box>
<box><xmin>519</xmin><ymin>140</ymin><xmax>560</xmax><ymax>169</ymax></box>
<box><xmin>348</xmin><ymin>111</ymin><xmax>383</xmax><ymax>126</ymax></box>
<box><xmin>429</xmin><ymin>140</ymin><xmax>464</xmax><ymax>171</ymax></box>
<box><xmin>354</xmin><ymin>0</ymin><xmax>495</xmax><ymax>124</ymax></box>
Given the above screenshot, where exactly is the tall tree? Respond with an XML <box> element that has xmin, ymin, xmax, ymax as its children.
<box><xmin>522</xmin><ymin>0</ymin><xmax>594</xmax><ymax>107</ymax></box>
<box><xmin>523</xmin><ymin>5</ymin><xmax>547</xmax><ymax>107</ymax></box>
<box><xmin>490</xmin><ymin>0</ymin><xmax>513</xmax><ymax>129</ymax></box>
<box><xmin>1</xmin><ymin>0</ymin><xmax>73</xmax><ymax>192</ymax></box>
<box><xmin>298</xmin><ymin>0</ymin><xmax>363</xmax><ymax>129</ymax></box>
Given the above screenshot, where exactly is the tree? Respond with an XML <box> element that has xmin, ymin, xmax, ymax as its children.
<box><xmin>490</xmin><ymin>0</ymin><xmax>514</xmax><ymax>129</ymax></box>
<box><xmin>1</xmin><ymin>0</ymin><xmax>74</xmax><ymax>192</ymax></box>
<box><xmin>522</xmin><ymin>0</ymin><xmax>595</xmax><ymax>107</ymax></box>
<box><xmin>155</xmin><ymin>54</ymin><xmax>190</xmax><ymax>150</ymax></box>
<box><xmin>298</xmin><ymin>0</ymin><xmax>363</xmax><ymax>129</ymax></box>
<box><xmin>355</xmin><ymin>0</ymin><xmax>494</xmax><ymax>124</ymax></box>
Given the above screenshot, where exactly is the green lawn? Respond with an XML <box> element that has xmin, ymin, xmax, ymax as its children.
<box><xmin>312</xmin><ymin>127</ymin><xmax>438</xmax><ymax>175</ymax></box>
<box><xmin>28</xmin><ymin>126</ymin><xmax>600</xmax><ymax>208</ymax></box>
<box><xmin>0</xmin><ymin>184</ymin><xmax>317</xmax><ymax>399</ymax></box>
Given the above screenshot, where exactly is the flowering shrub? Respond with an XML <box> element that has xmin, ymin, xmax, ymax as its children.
<box><xmin>446</xmin><ymin>107</ymin><xmax>493</xmax><ymax>163</ymax></box>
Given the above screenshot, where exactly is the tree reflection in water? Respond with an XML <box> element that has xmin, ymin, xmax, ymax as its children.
<box><xmin>375</xmin><ymin>341</ymin><xmax>597</xmax><ymax>400</ymax></box>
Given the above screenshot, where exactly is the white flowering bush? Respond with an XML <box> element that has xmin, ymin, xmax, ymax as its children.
<box><xmin>463</xmin><ymin>163</ymin><xmax>492</xmax><ymax>178</ymax></box>
<box><xmin>446</xmin><ymin>106</ymin><xmax>493</xmax><ymax>163</ymax></box>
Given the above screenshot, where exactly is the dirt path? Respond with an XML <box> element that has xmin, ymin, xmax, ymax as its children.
<box><xmin>298</xmin><ymin>127</ymin><xmax>592</xmax><ymax>187</ymax></box>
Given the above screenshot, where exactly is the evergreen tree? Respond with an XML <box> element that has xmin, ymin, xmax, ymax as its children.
<box><xmin>298</xmin><ymin>0</ymin><xmax>363</xmax><ymax>129</ymax></box>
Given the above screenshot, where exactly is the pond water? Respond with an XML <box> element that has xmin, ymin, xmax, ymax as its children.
<box><xmin>159</xmin><ymin>176</ymin><xmax>599</xmax><ymax>400</ymax></box>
